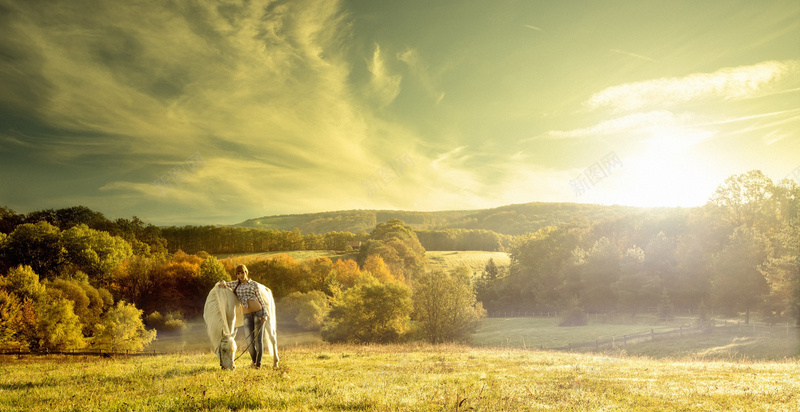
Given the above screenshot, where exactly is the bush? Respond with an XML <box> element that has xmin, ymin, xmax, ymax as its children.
<box><xmin>163</xmin><ymin>319</ymin><xmax>187</xmax><ymax>333</ymax></box>
<box><xmin>322</xmin><ymin>276</ymin><xmax>412</xmax><ymax>343</ymax></box>
<box><xmin>94</xmin><ymin>301</ymin><xmax>156</xmax><ymax>351</ymax></box>
<box><xmin>35</xmin><ymin>297</ymin><xmax>86</xmax><ymax>350</ymax></box>
<box><xmin>413</xmin><ymin>267</ymin><xmax>486</xmax><ymax>343</ymax></box>
<box><xmin>144</xmin><ymin>311</ymin><xmax>164</xmax><ymax>329</ymax></box>
<box><xmin>279</xmin><ymin>291</ymin><xmax>330</xmax><ymax>331</ymax></box>
<box><xmin>559</xmin><ymin>298</ymin><xmax>588</xmax><ymax>327</ymax></box>
<box><xmin>144</xmin><ymin>310</ymin><xmax>186</xmax><ymax>333</ymax></box>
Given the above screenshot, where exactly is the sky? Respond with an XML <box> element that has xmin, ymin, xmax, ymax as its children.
<box><xmin>1</xmin><ymin>0</ymin><xmax>798</xmax><ymax>226</ymax></box>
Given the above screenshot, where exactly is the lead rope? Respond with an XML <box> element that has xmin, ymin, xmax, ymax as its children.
<box><xmin>234</xmin><ymin>320</ymin><xmax>263</xmax><ymax>362</ymax></box>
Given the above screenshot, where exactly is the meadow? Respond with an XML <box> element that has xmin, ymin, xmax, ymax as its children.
<box><xmin>3</xmin><ymin>314</ymin><xmax>797</xmax><ymax>411</ymax></box>
<box><xmin>2</xmin><ymin>344</ymin><xmax>798</xmax><ymax>411</ymax></box>
<box><xmin>3</xmin><ymin>249</ymin><xmax>796</xmax><ymax>410</ymax></box>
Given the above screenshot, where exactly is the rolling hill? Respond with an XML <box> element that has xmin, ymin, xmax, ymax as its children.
<box><xmin>235</xmin><ymin>202</ymin><xmax>686</xmax><ymax>235</ymax></box>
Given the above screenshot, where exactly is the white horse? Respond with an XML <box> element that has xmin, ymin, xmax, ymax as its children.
<box><xmin>203</xmin><ymin>287</ymin><xmax>243</xmax><ymax>370</ymax></box>
<box><xmin>256</xmin><ymin>283</ymin><xmax>280</xmax><ymax>368</ymax></box>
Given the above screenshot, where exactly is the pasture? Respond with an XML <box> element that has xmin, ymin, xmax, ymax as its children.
<box><xmin>424</xmin><ymin>251</ymin><xmax>510</xmax><ymax>274</ymax></box>
<box><xmin>2</xmin><ymin>344</ymin><xmax>798</xmax><ymax>411</ymax></box>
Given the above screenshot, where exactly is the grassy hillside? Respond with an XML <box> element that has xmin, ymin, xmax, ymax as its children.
<box><xmin>425</xmin><ymin>250</ymin><xmax>510</xmax><ymax>274</ymax></box>
<box><xmin>473</xmin><ymin>317</ymin><xmax>800</xmax><ymax>360</ymax></box>
<box><xmin>235</xmin><ymin>202</ymin><xmax>668</xmax><ymax>235</ymax></box>
<box><xmin>215</xmin><ymin>250</ymin><xmax>353</xmax><ymax>262</ymax></box>
<box><xmin>2</xmin><ymin>345</ymin><xmax>797</xmax><ymax>411</ymax></box>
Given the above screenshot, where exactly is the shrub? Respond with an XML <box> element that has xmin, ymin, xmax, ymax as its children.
<box><xmin>322</xmin><ymin>276</ymin><xmax>412</xmax><ymax>343</ymax></box>
<box><xmin>413</xmin><ymin>267</ymin><xmax>486</xmax><ymax>343</ymax></box>
<box><xmin>94</xmin><ymin>301</ymin><xmax>156</xmax><ymax>351</ymax></box>
<box><xmin>144</xmin><ymin>310</ymin><xmax>186</xmax><ymax>333</ymax></box>
<box><xmin>280</xmin><ymin>291</ymin><xmax>330</xmax><ymax>331</ymax></box>
<box><xmin>559</xmin><ymin>298</ymin><xmax>588</xmax><ymax>327</ymax></box>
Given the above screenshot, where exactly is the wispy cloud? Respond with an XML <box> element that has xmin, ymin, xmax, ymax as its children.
<box><xmin>609</xmin><ymin>48</ymin><xmax>657</xmax><ymax>63</ymax></box>
<box><xmin>368</xmin><ymin>43</ymin><xmax>402</xmax><ymax>106</ymax></box>
<box><xmin>398</xmin><ymin>47</ymin><xmax>446</xmax><ymax>104</ymax></box>
<box><xmin>586</xmin><ymin>60</ymin><xmax>799</xmax><ymax>113</ymax></box>
<box><xmin>523</xmin><ymin>24</ymin><xmax>543</xmax><ymax>32</ymax></box>
<box><xmin>546</xmin><ymin>111</ymin><xmax>678</xmax><ymax>139</ymax></box>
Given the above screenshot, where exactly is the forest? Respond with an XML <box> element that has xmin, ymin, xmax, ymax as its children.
<box><xmin>0</xmin><ymin>170</ymin><xmax>797</xmax><ymax>353</ymax></box>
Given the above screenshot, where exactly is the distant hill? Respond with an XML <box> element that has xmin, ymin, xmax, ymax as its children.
<box><xmin>235</xmin><ymin>202</ymin><xmax>683</xmax><ymax>236</ymax></box>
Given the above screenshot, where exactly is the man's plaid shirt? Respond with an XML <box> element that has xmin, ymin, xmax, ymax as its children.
<box><xmin>223</xmin><ymin>280</ymin><xmax>267</xmax><ymax>310</ymax></box>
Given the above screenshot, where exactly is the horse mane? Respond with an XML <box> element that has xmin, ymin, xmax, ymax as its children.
<box><xmin>203</xmin><ymin>287</ymin><xmax>238</xmax><ymax>352</ymax></box>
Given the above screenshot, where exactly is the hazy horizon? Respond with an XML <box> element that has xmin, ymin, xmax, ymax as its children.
<box><xmin>2</xmin><ymin>0</ymin><xmax>798</xmax><ymax>226</ymax></box>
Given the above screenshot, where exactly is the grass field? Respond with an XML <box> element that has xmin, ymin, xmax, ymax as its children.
<box><xmin>2</xmin><ymin>344</ymin><xmax>798</xmax><ymax>411</ymax></box>
<box><xmin>475</xmin><ymin>317</ymin><xmax>800</xmax><ymax>360</ymax></box>
<box><xmin>424</xmin><ymin>251</ymin><xmax>510</xmax><ymax>274</ymax></box>
<box><xmin>216</xmin><ymin>250</ymin><xmax>358</xmax><ymax>262</ymax></box>
<box><xmin>473</xmin><ymin>317</ymin><xmax>687</xmax><ymax>350</ymax></box>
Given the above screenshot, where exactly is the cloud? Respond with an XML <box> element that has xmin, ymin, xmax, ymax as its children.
<box><xmin>398</xmin><ymin>48</ymin><xmax>446</xmax><ymax>104</ymax></box>
<box><xmin>586</xmin><ymin>60</ymin><xmax>799</xmax><ymax>113</ymax></box>
<box><xmin>0</xmin><ymin>0</ymin><xmax>414</xmax><ymax>222</ymax></box>
<box><xmin>609</xmin><ymin>48</ymin><xmax>657</xmax><ymax>63</ymax></box>
<box><xmin>368</xmin><ymin>43</ymin><xmax>402</xmax><ymax>106</ymax></box>
<box><xmin>546</xmin><ymin>111</ymin><xmax>679</xmax><ymax>139</ymax></box>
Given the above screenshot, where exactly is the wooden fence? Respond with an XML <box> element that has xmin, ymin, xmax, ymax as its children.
<box><xmin>0</xmin><ymin>348</ymin><xmax>163</xmax><ymax>357</ymax></box>
<box><xmin>548</xmin><ymin>319</ymin><xmax>798</xmax><ymax>351</ymax></box>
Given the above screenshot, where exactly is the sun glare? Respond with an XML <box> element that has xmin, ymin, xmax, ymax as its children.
<box><xmin>612</xmin><ymin>128</ymin><xmax>718</xmax><ymax>208</ymax></box>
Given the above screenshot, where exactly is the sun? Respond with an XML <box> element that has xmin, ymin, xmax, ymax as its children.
<box><xmin>606</xmin><ymin>128</ymin><xmax>720</xmax><ymax>208</ymax></box>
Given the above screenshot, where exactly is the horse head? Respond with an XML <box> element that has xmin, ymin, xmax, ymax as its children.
<box><xmin>217</xmin><ymin>333</ymin><xmax>237</xmax><ymax>370</ymax></box>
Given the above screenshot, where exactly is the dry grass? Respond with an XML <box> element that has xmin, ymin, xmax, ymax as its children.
<box><xmin>1</xmin><ymin>344</ymin><xmax>798</xmax><ymax>411</ymax></box>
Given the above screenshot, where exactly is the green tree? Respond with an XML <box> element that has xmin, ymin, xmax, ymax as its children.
<box><xmin>760</xmin><ymin>181</ymin><xmax>800</xmax><ymax>325</ymax></box>
<box><xmin>1</xmin><ymin>265</ymin><xmax>46</xmax><ymax>303</ymax></box>
<box><xmin>3</xmin><ymin>222</ymin><xmax>65</xmax><ymax>279</ymax></box>
<box><xmin>612</xmin><ymin>246</ymin><xmax>657</xmax><ymax>318</ymax></box>
<box><xmin>504</xmin><ymin>221</ymin><xmax>589</xmax><ymax>312</ymax></box>
<box><xmin>413</xmin><ymin>267</ymin><xmax>486</xmax><ymax>343</ymax></box>
<box><xmin>279</xmin><ymin>291</ymin><xmax>330</xmax><ymax>330</ymax></box>
<box><xmin>712</xmin><ymin>226</ymin><xmax>770</xmax><ymax>323</ymax></box>
<box><xmin>0</xmin><ymin>289</ymin><xmax>22</xmax><ymax>345</ymax></box>
<box><xmin>476</xmin><ymin>258</ymin><xmax>502</xmax><ymax>309</ymax></box>
<box><xmin>60</xmin><ymin>224</ymin><xmax>133</xmax><ymax>285</ymax></box>
<box><xmin>709</xmin><ymin>170</ymin><xmax>777</xmax><ymax>232</ymax></box>
<box><xmin>657</xmin><ymin>289</ymin><xmax>674</xmax><ymax>321</ymax></box>
<box><xmin>93</xmin><ymin>301</ymin><xmax>156</xmax><ymax>351</ymax></box>
<box><xmin>35</xmin><ymin>296</ymin><xmax>86</xmax><ymax>351</ymax></box>
<box><xmin>198</xmin><ymin>255</ymin><xmax>230</xmax><ymax>293</ymax></box>
<box><xmin>47</xmin><ymin>278</ymin><xmax>110</xmax><ymax>336</ymax></box>
<box><xmin>359</xmin><ymin>219</ymin><xmax>425</xmax><ymax>280</ymax></box>
<box><xmin>579</xmin><ymin>237</ymin><xmax>621</xmax><ymax>313</ymax></box>
<box><xmin>322</xmin><ymin>276</ymin><xmax>412</xmax><ymax>343</ymax></box>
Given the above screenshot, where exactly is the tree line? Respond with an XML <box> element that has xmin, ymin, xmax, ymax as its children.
<box><xmin>1</xmin><ymin>169</ymin><xmax>796</xmax><ymax>352</ymax></box>
<box><xmin>0</xmin><ymin>213</ymin><xmax>486</xmax><ymax>350</ymax></box>
<box><xmin>477</xmin><ymin>171</ymin><xmax>799</xmax><ymax>326</ymax></box>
